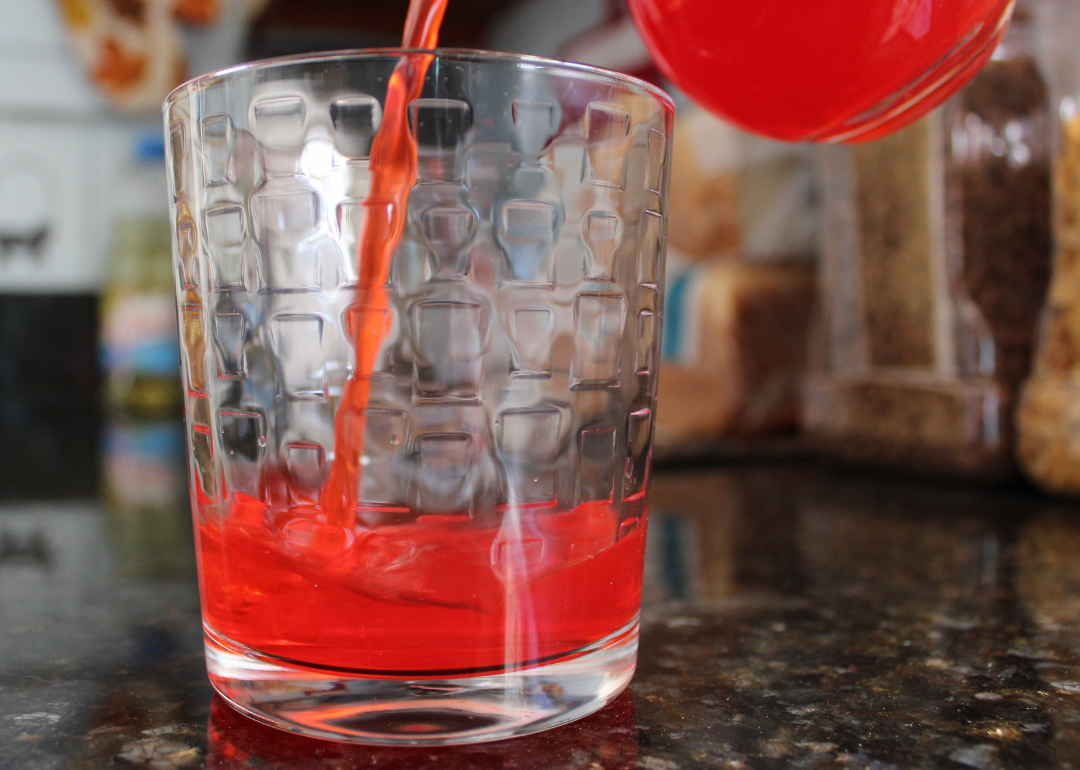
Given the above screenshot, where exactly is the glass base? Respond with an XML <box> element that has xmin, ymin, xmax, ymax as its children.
<box><xmin>204</xmin><ymin>623</ymin><xmax>638</xmax><ymax>745</ymax></box>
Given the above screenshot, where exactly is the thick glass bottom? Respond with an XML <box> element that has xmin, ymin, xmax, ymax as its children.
<box><xmin>204</xmin><ymin>621</ymin><xmax>638</xmax><ymax>745</ymax></box>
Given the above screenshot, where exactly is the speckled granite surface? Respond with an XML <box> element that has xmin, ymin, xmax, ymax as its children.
<box><xmin>5</xmin><ymin>460</ymin><xmax>1080</xmax><ymax>769</ymax></box>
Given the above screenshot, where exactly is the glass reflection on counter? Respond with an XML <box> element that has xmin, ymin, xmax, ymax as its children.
<box><xmin>644</xmin><ymin>465</ymin><xmax>1027</xmax><ymax>614</ymax></box>
<box><xmin>1018</xmin><ymin>510</ymin><xmax>1080</xmax><ymax>630</ymax></box>
<box><xmin>102</xmin><ymin>418</ymin><xmax>194</xmax><ymax>579</ymax></box>
<box><xmin>206</xmin><ymin>692</ymin><xmax>638</xmax><ymax>769</ymax></box>
<box><xmin>0</xmin><ymin>502</ymin><xmax>112</xmax><ymax>671</ymax></box>
<box><xmin>644</xmin><ymin>468</ymin><xmax>806</xmax><ymax>606</ymax></box>
<box><xmin>796</xmin><ymin>473</ymin><xmax>1026</xmax><ymax>628</ymax></box>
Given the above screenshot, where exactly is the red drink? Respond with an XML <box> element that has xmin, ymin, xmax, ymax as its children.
<box><xmin>195</xmin><ymin>0</ymin><xmax>647</xmax><ymax>680</ymax></box>
<box><xmin>199</xmin><ymin>490</ymin><xmax>647</xmax><ymax>674</ymax></box>
<box><xmin>626</xmin><ymin>0</ymin><xmax>1015</xmax><ymax>141</ymax></box>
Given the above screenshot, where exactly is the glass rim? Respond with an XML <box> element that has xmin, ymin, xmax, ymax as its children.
<box><xmin>163</xmin><ymin>47</ymin><xmax>677</xmax><ymax>114</ymax></box>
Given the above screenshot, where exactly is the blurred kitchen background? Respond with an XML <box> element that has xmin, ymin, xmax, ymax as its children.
<box><xmin>4</xmin><ymin>0</ymin><xmax>1080</xmax><ymax>511</ymax></box>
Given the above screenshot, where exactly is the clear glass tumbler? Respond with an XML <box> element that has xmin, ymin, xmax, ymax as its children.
<box><xmin>164</xmin><ymin>49</ymin><xmax>673</xmax><ymax>745</ymax></box>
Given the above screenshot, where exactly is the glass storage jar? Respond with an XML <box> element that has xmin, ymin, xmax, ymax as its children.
<box><xmin>806</xmin><ymin>10</ymin><xmax>1051</xmax><ymax>480</ymax></box>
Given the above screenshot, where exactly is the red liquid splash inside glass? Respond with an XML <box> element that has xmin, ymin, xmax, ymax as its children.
<box><xmin>200</xmin><ymin>493</ymin><xmax>647</xmax><ymax>673</ymax></box>
<box><xmin>626</xmin><ymin>0</ymin><xmax>1015</xmax><ymax>142</ymax></box>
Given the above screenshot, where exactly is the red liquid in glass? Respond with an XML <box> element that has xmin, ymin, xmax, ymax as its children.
<box><xmin>198</xmin><ymin>0</ymin><xmax>648</xmax><ymax>676</ymax></box>
<box><xmin>199</xmin><ymin>492</ymin><xmax>647</xmax><ymax>674</ymax></box>
<box><xmin>626</xmin><ymin>0</ymin><xmax>1015</xmax><ymax>142</ymax></box>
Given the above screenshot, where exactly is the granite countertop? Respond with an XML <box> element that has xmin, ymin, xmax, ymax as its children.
<box><xmin>5</xmin><ymin>426</ymin><xmax>1080</xmax><ymax>769</ymax></box>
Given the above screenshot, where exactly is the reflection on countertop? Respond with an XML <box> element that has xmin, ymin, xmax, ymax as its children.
<box><xmin>6</xmin><ymin>429</ymin><xmax>1080</xmax><ymax>768</ymax></box>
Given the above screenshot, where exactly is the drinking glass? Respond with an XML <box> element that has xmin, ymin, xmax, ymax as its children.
<box><xmin>164</xmin><ymin>49</ymin><xmax>673</xmax><ymax>745</ymax></box>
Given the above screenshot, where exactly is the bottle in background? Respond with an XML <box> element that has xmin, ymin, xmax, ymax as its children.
<box><xmin>100</xmin><ymin>131</ymin><xmax>191</xmax><ymax>579</ymax></box>
<box><xmin>100</xmin><ymin>131</ymin><xmax>182</xmax><ymax>418</ymax></box>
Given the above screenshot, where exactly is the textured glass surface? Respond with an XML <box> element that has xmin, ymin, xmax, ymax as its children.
<box><xmin>166</xmin><ymin>50</ymin><xmax>673</xmax><ymax>520</ymax></box>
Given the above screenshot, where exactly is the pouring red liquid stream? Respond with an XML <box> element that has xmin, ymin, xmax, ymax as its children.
<box><xmin>322</xmin><ymin>0</ymin><xmax>448</xmax><ymax>528</ymax></box>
